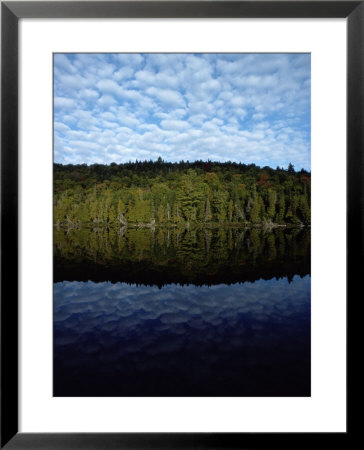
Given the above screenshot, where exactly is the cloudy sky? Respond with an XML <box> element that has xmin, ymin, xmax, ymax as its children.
<box><xmin>54</xmin><ymin>53</ymin><xmax>310</xmax><ymax>170</ymax></box>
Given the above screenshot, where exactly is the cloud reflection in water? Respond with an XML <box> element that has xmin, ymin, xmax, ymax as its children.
<box><xmin>54</xmin><ymin>275</ymin><xmax>310</xmax><ymax>396</ymax></box>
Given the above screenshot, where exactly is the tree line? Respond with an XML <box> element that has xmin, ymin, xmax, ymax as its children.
<box><xmin>54</xmin><ymin>159</ymin><xmax>311</xmax><ymax>227</ymax></box>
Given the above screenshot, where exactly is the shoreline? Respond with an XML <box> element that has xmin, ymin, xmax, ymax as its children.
<box><xmin>54</xmin><ymin>222</ymin><xmax>310</xmax><ymax>230</ymax></box>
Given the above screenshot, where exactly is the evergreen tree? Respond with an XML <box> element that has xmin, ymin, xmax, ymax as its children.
<box><xmin>54</xmin><ymin>161</ymin><xmax>310</xmax><ymax>227</ymax></box>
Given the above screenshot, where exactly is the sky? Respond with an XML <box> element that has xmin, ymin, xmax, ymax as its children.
<box><xmin>54</xmin><ymin>53</ymin><xmax>310</xmax><ymax>170</ymax></box>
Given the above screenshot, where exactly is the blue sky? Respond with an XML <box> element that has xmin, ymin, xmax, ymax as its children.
<box><xmin>54</xmin><ymin>53</ymin><xmax>310</xmax><ymax>170</ymax></box>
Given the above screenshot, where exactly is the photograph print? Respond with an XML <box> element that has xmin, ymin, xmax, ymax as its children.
<box><xmin>53</xmin><ymin>53</ymin><xmax>311</xmax><ymax>397</ymax></box>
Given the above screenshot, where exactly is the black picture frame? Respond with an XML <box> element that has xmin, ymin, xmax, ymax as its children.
<box><xmin>1</xmin><ymin>1</ymin><xmax>358</xmax><ymax>448</ymax></box>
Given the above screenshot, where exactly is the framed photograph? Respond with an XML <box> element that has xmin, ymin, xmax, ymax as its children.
<box><xmin>53</xmin><ymin>50</ymin><xmax>312</xmax><ymax>399</ymax></box>
<box><xmin>1</xmin><ymin>1</ymin><xmax>357</xmax><ymax>448</ymax></box>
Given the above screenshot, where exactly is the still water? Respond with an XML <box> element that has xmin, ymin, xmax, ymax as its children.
<box><xmin>54</xmin><ymin>227</ymin><xmax>310</xmax><ymax>396</ymax></box>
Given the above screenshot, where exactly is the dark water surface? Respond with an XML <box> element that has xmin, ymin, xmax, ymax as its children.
<box><xmin>54</xmin><ymin>227</ymin><xmax>310</xmax><ymax>396</ymax></box>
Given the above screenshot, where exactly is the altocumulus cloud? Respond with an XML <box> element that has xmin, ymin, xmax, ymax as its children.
<box><xmin>54</xmin><ymin>53</ymin><xmax>310</xmax><ymax>170</ymax></box>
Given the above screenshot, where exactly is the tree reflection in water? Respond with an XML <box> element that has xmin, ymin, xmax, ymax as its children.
<box><xmin>54</xmin><ymin>226</ymin><xmax>310</xmax><ymax>285</ymax></box>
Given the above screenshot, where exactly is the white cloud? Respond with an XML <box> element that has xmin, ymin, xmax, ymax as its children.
<box><xmin>54</xmin><ymin>122</ymin><xmax>70</xmax><ymax>133</ymax></box>
<box><xmin>114</xmin><ymin>53</ymin><xmax>144</xmax><ymax>67</ymax></box>
<box><xmin>160</xmin><ymin>120</ymin><xmax>189</xmax><ymax>131</ymax></box>
<box><xmin>230</xmin><ymin>96</ymin><xmax>246</xmax><ymax>108</ymax></box>
<box><xmin>97</xmin><ymin>79</ymin><xmax>120</xmax><ymax>95</ymax></box>
<box><xmin>98</xmin><ymin>95</ymin><xmax>117</xmax><ymax>107</ymax></box>
<box><xmin>54</xmin><ymin>54</ymin><xmax>76</xmax><ymax>73</ymax></box>
<box><xmin>54</xmin><ymin>53</ymin><xmax>311</xmax><ymax>170</ymax></box>
<box><xmin>201</xmin><ymin>79</ymin><xmax>220</xmax><ymax>92</ymax></box>
<box><xmin>146</xmin><ymin>87</ymin><xmax>185</xmax><ymax>108</ymax></box>
<box><xmin>100</xmin><ymin>111</ymin><xmax>116</xmax><ymax>121</ymax></box>
<box><xmin>252</xmin><ymin>113</ymin><xmax>265</xmax><ymax>121</ymax></box>
<box><xmin>57</xmin><ymin>73</ymin><xmax>87</xmax><ymax>90</ymax></box>
<box><xmin>102</xmin><ymin>120</ymin><xmax>119</xmax><ymax>129</ymax></box>
<box><xmin>80</xmin><ymin>89</ymin><xmax>99</xmax><ymax>100</ymax></box>
<box><xmin>114</xmin><ymin>66</ymin><xmax>134</xmax><ymax>81</ymax></box>
<box><xmin>54</xmin><ymin>97</ymin><xmax>77</xmax><ymax>109</ymax></box>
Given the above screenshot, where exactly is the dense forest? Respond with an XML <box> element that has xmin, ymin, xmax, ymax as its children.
<box><xmin>54</xmin><ymin>159</ymin><xmax>311</xmax><ymax>227</ymax></box>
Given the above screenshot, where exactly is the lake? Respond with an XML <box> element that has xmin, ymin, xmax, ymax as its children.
<box><xmin>54</xmin><ymin>226</ymin><xmax>311</xmax><ymax>396</ymax></box>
